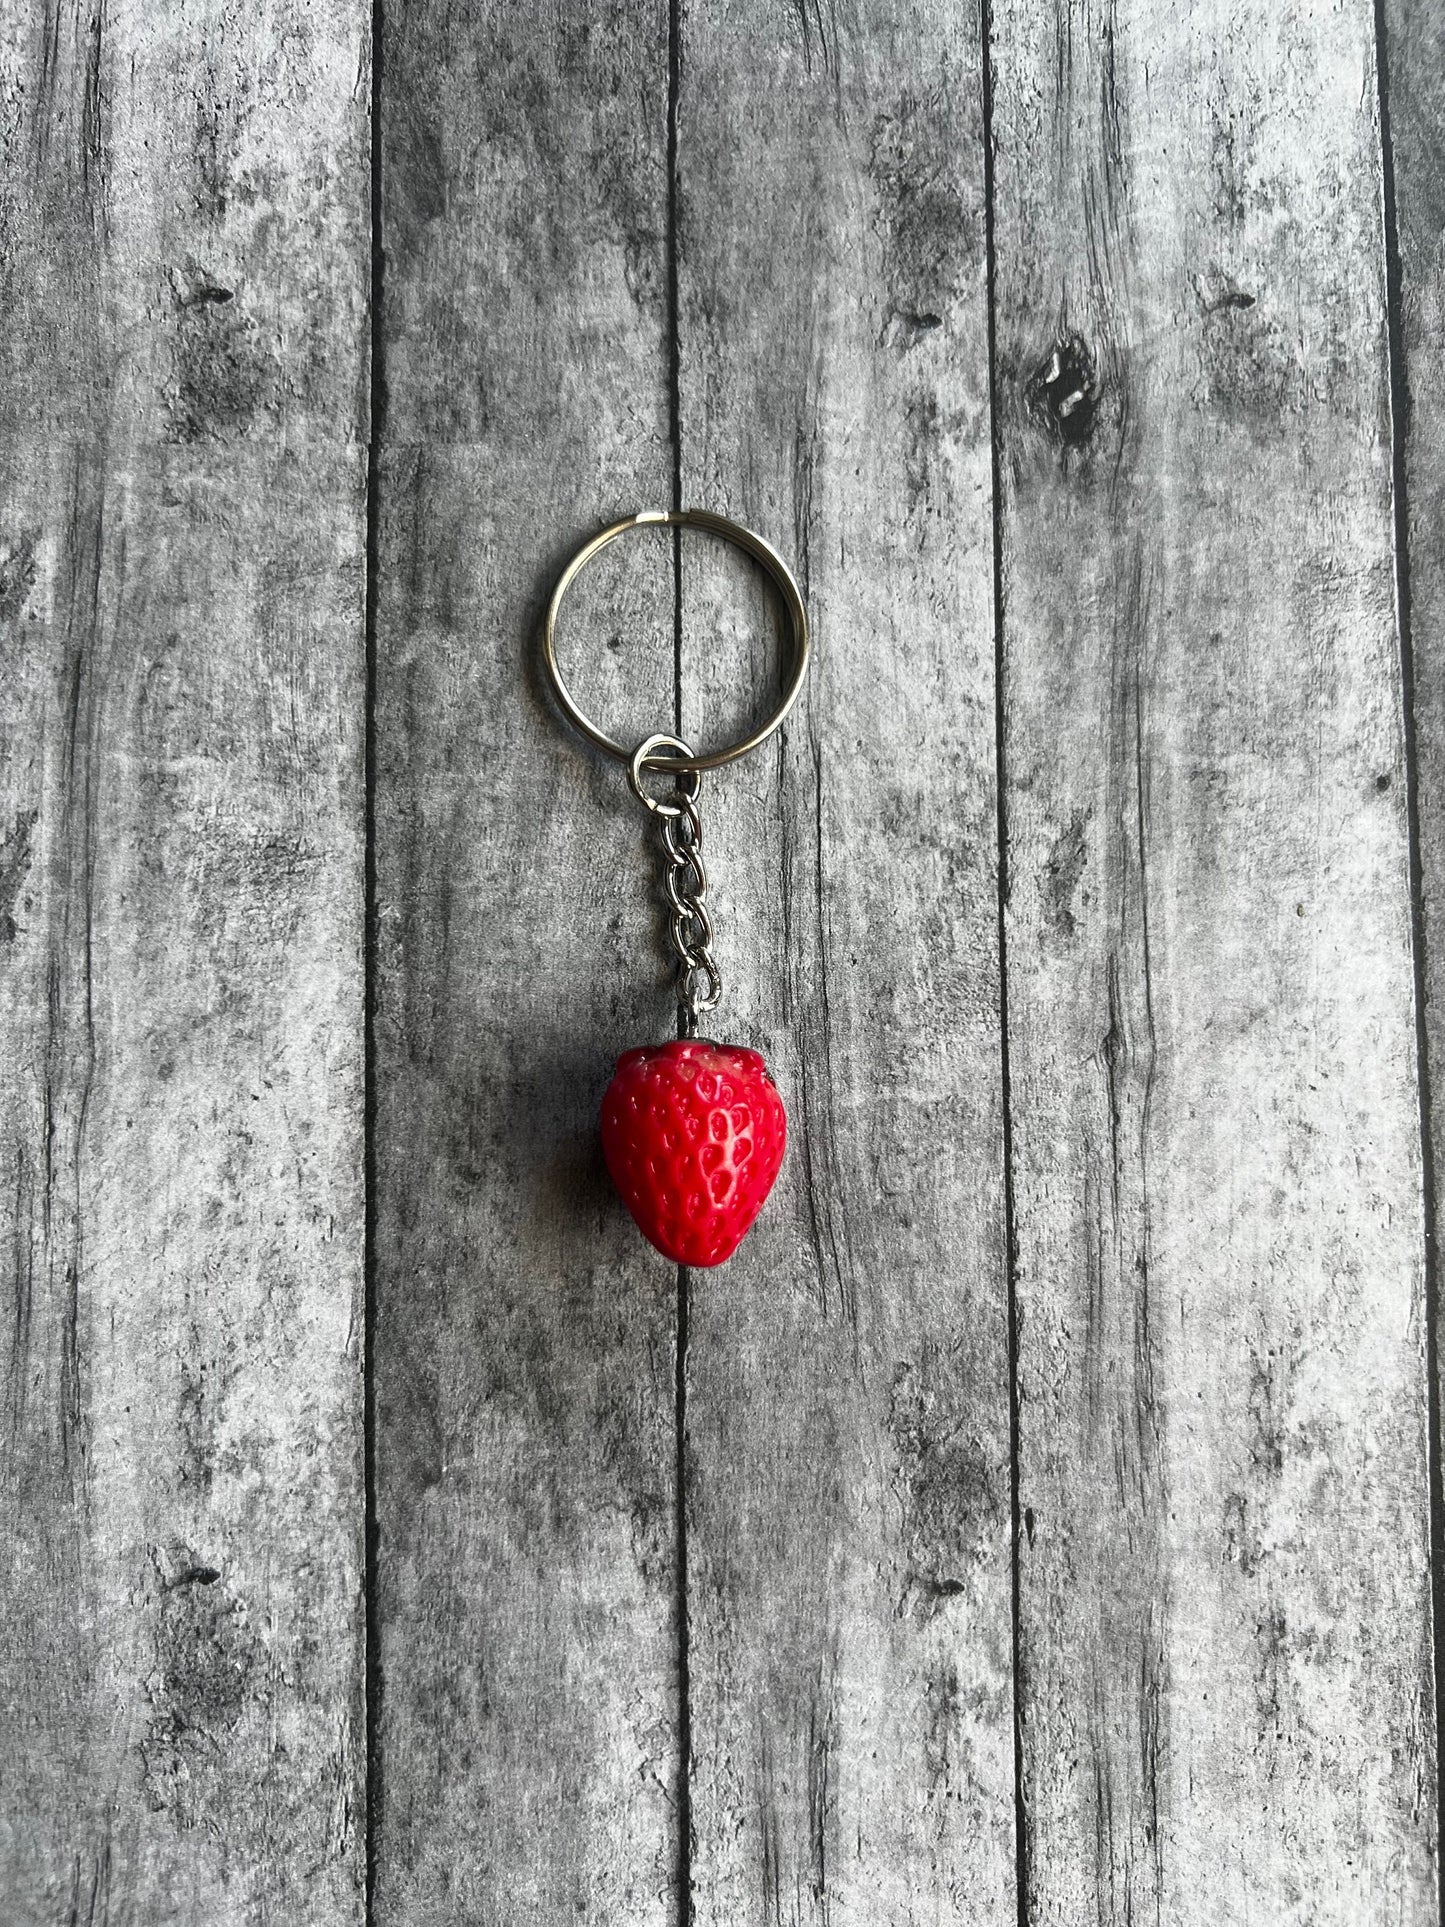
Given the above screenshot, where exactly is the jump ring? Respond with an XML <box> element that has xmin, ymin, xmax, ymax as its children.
<box><xmin>629</xmin><ymin>734</ymin><xmax>701</xmax><ymax>818</ymax></box>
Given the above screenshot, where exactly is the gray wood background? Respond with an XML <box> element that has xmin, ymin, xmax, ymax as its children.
<box><xmin>2</xmin><ymin>0</ymin><xmax>1443</xmax><ymax>1921</ymax></box>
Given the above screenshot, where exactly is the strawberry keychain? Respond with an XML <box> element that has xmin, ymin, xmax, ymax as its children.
<box><xmin>542</xmin><ymin>509</ymin><xmax>810</xmax><ymax>1267</ymax></box>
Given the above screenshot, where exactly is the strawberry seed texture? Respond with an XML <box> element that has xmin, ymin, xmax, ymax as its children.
<box><xmin>600</xmin><ymin>1039</ymin><xmax>787</xmax><ymax>1266</ymax></box>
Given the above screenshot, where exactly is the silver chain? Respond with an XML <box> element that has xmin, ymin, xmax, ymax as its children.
<box><xmin>629</xmin><ymin>734</ymin><xmax>723</xmax><ymax>1034</ymax></box>
<box><xmin>659</xmin><ymin>793</ymin><xmax>722</xmax><ymax>1030</ymax></box>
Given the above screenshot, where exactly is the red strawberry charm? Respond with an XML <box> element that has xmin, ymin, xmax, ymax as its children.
<box><xmin>601</xmin><ymin>1039</ymin><xmax>787</xmax><ymax>1267</ymax></box>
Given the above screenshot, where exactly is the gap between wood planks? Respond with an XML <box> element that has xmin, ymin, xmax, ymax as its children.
<box><xmin>364</xmin><ymin>0</ymin><xmax>386</xmax><ymax>1915</ymax></box>
<box><xmin>355</xmin><ymin>4</ymin><xmax>1445</xmax><ymax>1924</ymax></box>
<box><xmin>979</xmin><ymin>1</ymin><xmax>1031</xmax><ymax>1920</ymax></box>
<box><xmin>666</xmin><ymin>8</ymin><xmax>693</xmax><ymax>1925</ymax></box>
<box><xmin>1373</xmin><ymin>6</ymin><xmax>1445</xmax><ymax>1921</ymax></box>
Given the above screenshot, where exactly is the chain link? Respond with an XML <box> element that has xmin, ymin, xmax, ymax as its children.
<box><xmin>629</xmin><ymin>734</ymin><xmax>724</xmax><ymax>1031</ymax></box>
<box><xmin>661</xmin><ymin>796</ymin><xmax>722</xmax><ymax>1029</ymax></box>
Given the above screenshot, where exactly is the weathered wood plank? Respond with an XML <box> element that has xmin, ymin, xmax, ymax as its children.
<box><xmin>0</xmin><ymin>2</ymin><xmax>368</xmax><ymax>1918</ymax></box>
<box><xmin>373</xmin><ymin>6</ymin><xmax>682</xmax><ymax>1920</ymax></box>
<box><xmin>990</xmin><ymin>0</ymin><xmax>1437</xmax><ymax>1919</ymax></box>
<box><xmin>1380</xmin><ymin>0</ymin><xmax>1445</xmax><ymax>1850</ymax></box>
<box><xmin>0</xmin><ymin>1</ymin><xmax>368</xmax><ymax>444</ymax></box>
<box><xmin>675</xmin><ymin>6</ymin><xmax>1017</xmax><ymax>1920</ymax></box>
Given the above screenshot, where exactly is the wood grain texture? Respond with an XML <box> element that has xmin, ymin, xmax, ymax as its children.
<box><xmin>373</xmin><ymin>5</ymin><xmax>682</xmax><ymax>1920</ymax></box>
<box><xmin>4</xmin><ymin>4</ymin><xmax>1439</xmax><ymax>1919</ymax></box>
<box><xmin>675</xmin><ymin>5</ymin><xmax>1017</xmax><ymax>1920</ymax></box>
<box><xmin>0</xmin><ymin>2</ymin><xmax>368</xmax><ymax>1919</ymax></box>
<box><xmin>989</xmin><ymin>0</ymin><xmax>1437</xmax><ymax>1919</ymax></box>
<box><xmin>0</xmin><ymin>0</ymin><xmax>368</xmax><ymax>443</ymax></box>
<box><xmin>1381</xmin><ymin>0</ymin><xmax>1445</xmax><ymax>1838</ymax></box>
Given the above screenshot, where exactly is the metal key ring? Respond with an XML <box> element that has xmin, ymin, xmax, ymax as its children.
<box><xmin>542</xmin><ymin>508</ymin><xmax>810</xmax><ymax>775</ymax></box>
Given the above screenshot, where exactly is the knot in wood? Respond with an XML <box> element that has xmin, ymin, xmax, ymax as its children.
<box><xmin>1026</xmin><ymin>332</ymin><xmax>1099</xmax><ymax>446</ymax></box>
